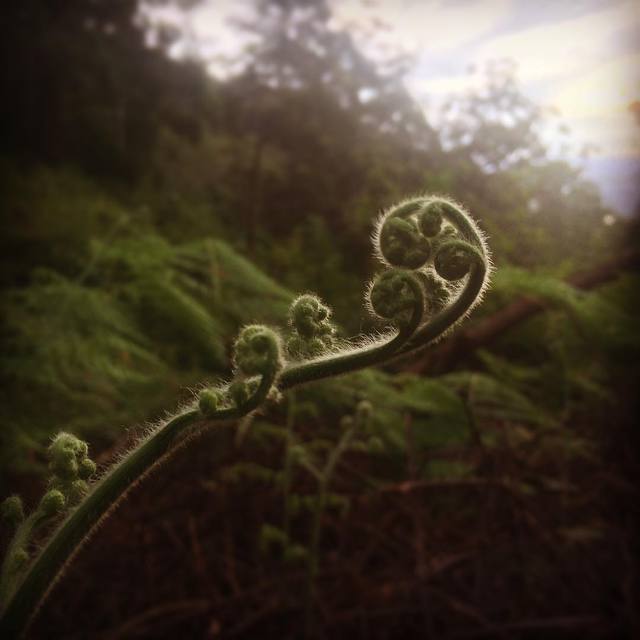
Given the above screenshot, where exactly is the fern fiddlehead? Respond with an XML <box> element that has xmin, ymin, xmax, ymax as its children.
<box><xmin>0</xmin><ymin>194</ymin><xmax>491</xmax><ymax>637</ymax></box>
<box><xmin>280</xmin><ymin>195</ymin><xmax>491</xmax><ymax>385</ymax></box>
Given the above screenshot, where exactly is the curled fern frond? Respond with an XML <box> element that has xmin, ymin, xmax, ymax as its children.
<box><xmin>198</xmin><ymin>389</ymin><xmax>222</xmax><ymax>417</ymax></box>
<box><xmin>47</xmin><ymin>433</ymin><xmax>96</xmax><ymax>505</ymax></box>
<box><xmin>197</xmin><ymin>324</ymin><xmax>285</xmax><ymax>416</ymax></box>
<box><xmin>416</xmin><ymin>200</ymin><xmax>444</xmax><ymax>237</ymax></box>
<box><xmin>0</xmin><ymin>434</ymin><xmax>96</xmax><ymax>612</ymax></box>
<box><xmin>367</xmin><ymin>268</ymin><xmax>424</xmax><ymax>327</ymax></box>
<box><xmin>233</xmin><ymin>325</ymin><xmax>285</xmax><ymax>378</ymax></box>
<box><xmin>287</xmin><ymin>294</ymin><xmax>336</xmax><ymax>358</ymax></box>
<box><xmin>280</xmin><ymin>194</ymin><xmax>490</xmax><ymax>387</ymax></box>
<box><xmin>378</xmin><ymin>212</ymin><xmax>431</xmax><ymax>268</ymax></box>
<box><xmin>434</xmin><ymin>239</ymin><xmax>483</xmax><ymax>282</ymax></box>
<box><xmin>0</xmin><ymin>193</ymin><xmax>491</xmax><ymax>637</ymax></box>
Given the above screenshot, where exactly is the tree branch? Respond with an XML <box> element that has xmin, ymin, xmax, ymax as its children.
<box><xmin>406</xmin><ymin>249</ymin><xmax>640</xmax><ymax>374</ymax></box>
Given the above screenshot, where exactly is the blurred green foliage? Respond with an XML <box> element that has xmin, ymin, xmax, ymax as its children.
<box><xmin>0</xmin><ymin>0</ymin><xmax>637</xmax><ymax>503</ymax></box>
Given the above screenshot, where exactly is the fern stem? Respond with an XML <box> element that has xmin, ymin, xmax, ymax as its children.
<box><xmin>0</xmin><ymin>410</ymin><xmax>197</xmax><ymax>637</ymax></box>
<box><xmin>1</xmin><ymin>194</ymin><xmax>491</xmax><ymax>638</ymax></box>
<box><xmin>1</xmin><ymin>368</ymin><xmax>277</xmax><ymax>638</ymax></box>
<box><xmin>0</xmin><ymin>513</ymin><xmax>41</xmax><ymax>607</ymax></box>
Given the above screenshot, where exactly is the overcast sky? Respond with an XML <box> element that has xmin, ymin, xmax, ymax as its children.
<box><xmin>143</xmin><ymin>0</ymin><xmax>640</xmax><ymax>214</ymax></box>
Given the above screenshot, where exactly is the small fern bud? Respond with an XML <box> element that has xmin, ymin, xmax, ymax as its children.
<box><xmin>378</xmin><ymin>215</ymin><xmax>431</xmax><ymax>269</ymax></box>
<box><xmin>49</xmin><ymin>433</ymin><xmax>86</xmax><ymax>480</ymax></box>
<box><xmin>233</xmin><ymin>325</ymin><xmax>284</xmax><ymax>377</ymax></box>
<box><xmin>287</xmin><ymin>294</ymin><xmax>336</xmax><ymax>357</ymax></box>
<box><xmin>289</xmin><ymin>294</ymin><xmax>334</xmax><ymax>341</ymax></box>
<box><xmin>67</xmin><ymin>480</ymin><xmax>89</xmax><ymax>505</ymax></box>
<box><xmin>229</xmin><ymin>379</ymin><xmax>257</xmax><ymax>408</ymax></box>
<box><xmin>50</xmin><ymin>450</ymin><xmax>78</xmax><ymax>480</ymax></box>
<box><xmin>78</xmin><ymin>458</ymin><xmax>96</xmax><ymax>481</ymax></box>
<box><xmin>38</xmin><ymin>490</ymin><xmax>65</xmax><ymax>517</ymax></box>
<box><xmin>434</xmin><ymin>240</ymin><xmax>481</xmax><ymax>281</ymax></box>
<box><xmin>198</xmin><ymin>388</ymin><xmax>221</xmax><ymax>416</ymax></box>
<box><xmin>1</xmin><ymin>496</ymin><xmax>24</xmax><ymax>528</ymax></box>
<box><xmin>417</xmin><ymin>201</ymin><xmax>444</xmax><ymax>237</ymax></box>
<box><xmin>368</xmin><ymin>269</ymin><xmax>423</xmax><ymax>326</ymax></box>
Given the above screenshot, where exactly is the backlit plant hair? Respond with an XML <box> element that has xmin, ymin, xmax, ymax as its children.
<box><xmin>0</xmin><ymin>194</ymin><xmax>491</xmax><ymax>637</ymax></box>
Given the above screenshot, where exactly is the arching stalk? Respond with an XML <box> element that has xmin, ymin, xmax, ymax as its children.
<box><xmin>1</xmin><ymin>194</ymin><xmax>492</xmax><ymax>638</ymax></box>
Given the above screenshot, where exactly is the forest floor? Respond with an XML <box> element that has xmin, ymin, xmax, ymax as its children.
<box><xmin>23</xmin><ymin>403</ymin><xmax>638</xmax><ymax>640</ymax></box>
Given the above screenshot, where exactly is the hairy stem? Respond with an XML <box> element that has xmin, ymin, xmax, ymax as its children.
<box><xmin>0</xmin><ymin>513</ymin><xmax>41</xmax><ymax>606</ymax></box>
<box><xmin>0</xmin><ymin>411</ymin><xmax>198</xmax><ymax>637</ymax></box>
<box><xmin>0</xmin><ymin>370</ymin><xmax>277</xmax><ymax>638</ymax></box>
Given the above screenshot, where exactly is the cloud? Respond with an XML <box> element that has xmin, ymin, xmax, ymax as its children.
<box><xmin>551</xmin><ymin>53</ymin><xmax>640</xmax><ymax>120</ymax></box>
<box><xmin>547</xmin><ymin>52</ymin><xmax>640</xmax><ymax>156</ymax></box>
<box><xmin>474</xmin><ymin>0</ymin><xmax>638</xmax><ymax>83</ymax></box>
<box><xmin>330</xmin><ymin>0</ymin><xmax>513</xmax><ymax>54</ymax></box>
<box><xmin>410</xmin><ymin>73</ymin><xmax>483</xmax><ymax>96</ymax></box>
<box><xmin>140</xmin><ymin>0</ymin><xmax>257</xmax><ymax>67</ymax></box>
<box><xmin>563</xmin><ymin>113</ymin><xmax>640</xmax><ymax>157</ymax></box>
<box><xmin>405</xmin><ymin>2</ymin><xmax>640</xmax><ymax>157</ymax></box>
